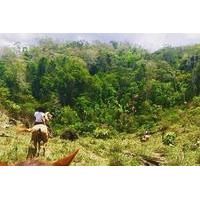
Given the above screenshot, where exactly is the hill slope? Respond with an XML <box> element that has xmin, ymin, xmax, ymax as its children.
<box><xmin>0</xmin><ymin>97</ymin><xmax>200</xmax><ymax>166</ymax></box>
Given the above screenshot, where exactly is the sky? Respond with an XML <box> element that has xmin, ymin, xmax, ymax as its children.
<box><xmin>1</xmin><ymin>33</ymin><xmax>200</xmax><ymax>52</ymax></box>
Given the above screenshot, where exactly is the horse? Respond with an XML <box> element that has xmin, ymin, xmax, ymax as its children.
<box><xmin>0</xmin><ymin>149</ymin><xmax>79</xmax><ymax>166</ymax></box>
<box><xmin>27</xmin><ymin>124</ymin><xmax>50</xmax><ymax>158</ymax></box>
<box><xmin>26</xmin><ymin>112</ymin><xmax>54</xmax><ymax>158</ymax></box>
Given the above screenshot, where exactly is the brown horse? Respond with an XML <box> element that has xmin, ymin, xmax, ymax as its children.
<box><xmin>0</xmin><ymin>149</ymin><xmax>79</xmax><ymax>166</ymax></box>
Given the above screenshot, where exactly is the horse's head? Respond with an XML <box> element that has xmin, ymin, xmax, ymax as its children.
<box><xmin>0</xmin><ymin>149</ymin><xmax>79</xmax><ymax>166</ymax></box>
<box><xmin>44</xmin><ymin>112</ymin><xmax>53</xmax><ymax>122</ymax></box>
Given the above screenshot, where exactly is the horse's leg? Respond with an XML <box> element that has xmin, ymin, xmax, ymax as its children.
<box><xmin>27</xmin><ymin>139</ymin><xmax>35</xmax><ymax>159</ymax></box>
<box><xmin>41</xmin><ymin>132</ymin><xmax>48</xmax><ymax>156</ymax></box>
<box><xmin>34</xmin><ymin>139</ymin><xmax>38</xmax><ymax>157</ymax></box>
<box><xmin>27</xmin><ymin>133</ymin><xmax>38</xmax><ymax>158</ymax></box>
<box><xmin>42</xmin><ymin>142</ymin><xmax>46</xmax><ymax>156</ymax></box>
<box><xmin>37</xmin><ymin>141</ymin><xmax>40</xmax><ymax>157</ymax></box>
<box><xmin>30</xmin><ymin>132</ymin><xmax>38</xmax><ymax>158</ymax></box>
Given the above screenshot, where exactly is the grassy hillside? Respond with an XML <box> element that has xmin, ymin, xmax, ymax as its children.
<box><xmin>0</xmin><ymin>96</ymin><xmax>200</xmax><ymax>166</ymax></box>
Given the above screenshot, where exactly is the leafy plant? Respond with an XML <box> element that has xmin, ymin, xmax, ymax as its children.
<box><xmin>93</xmin><ymin>126</ymin><xmax>117</xmax><ymax>139</ymax></box>
<box><xmin>162</xmin><ymin>132</ymin><xmax>176</xmax><ymax>145</ymax></box>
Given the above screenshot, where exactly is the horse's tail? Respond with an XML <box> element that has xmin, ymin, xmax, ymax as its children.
<box><xmin>15</xmin><ymin>125</ymin><xmax>32</xmax><ymax>133</ymax></box>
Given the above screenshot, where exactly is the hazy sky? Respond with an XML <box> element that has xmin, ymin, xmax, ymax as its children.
<box><xmin>1</xmin><ymin>33</ymin><xmax>200</xmax><ymax>52</ymax></box>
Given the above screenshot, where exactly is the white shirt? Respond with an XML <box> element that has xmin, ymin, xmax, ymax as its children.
<box><xmin>34</xmin><ymin>111</ymin><xmax>45</xmax><ymax>123</ymax></box>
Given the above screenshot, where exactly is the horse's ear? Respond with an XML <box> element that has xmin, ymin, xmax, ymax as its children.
<box><xmin>52</xmin><ymin>149</ymin><xmax>79</xmax><ymax>166</ymax></box>
<box><xmin>0</xmin><ymin>162</ymin><xmax>8</xmax><ymax>166</ymax></box>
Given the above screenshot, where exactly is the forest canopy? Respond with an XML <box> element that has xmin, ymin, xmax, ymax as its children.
<box><xmin>0</xmin><ymin>39</ymin><xmax>199</xmax><ymax>136</ymax></box>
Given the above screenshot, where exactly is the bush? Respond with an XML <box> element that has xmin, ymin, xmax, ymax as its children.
<box><xmin>60</xmin><ymin>128</ymin><xmax>79</xmax><ymax>141</ymax></box>
<box><xmin>116</xmin><ymin>113</ymin><xmax>139</xmax><ymax>133</ymax></box>
<box><xmin>4</xmin><ymin>100</ymin><xmax>21</xmax><ymax>117</ymax></box>
<box><xmin>55</xmin><ymin>106</ymin><xmax>80</xmax><ymax>126</ymax></box>
<box><xmin>162</xmin><ymin>132</ymin><xmax>176</xmax><ymax>145</ymax></box>
<box><xmin>93</xmin><ymin>125</ymin><xmax>117</xmax><ymax>139</ymax></box>
<box><xmin>70</xmin><ymin>121</ymin><xmax>98</xmax><ymax>134</ymax></box>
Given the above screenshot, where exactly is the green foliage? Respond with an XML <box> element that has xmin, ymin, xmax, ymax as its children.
<box><xmin>162</xmin><ymin>132</ymin><xmax>176</xmax><ymax>145</ymax></box>
<box><xmin>93</xmin><ymin>126</ymin><xmax>117</xmax><ymax>139</ymax></box>
<box><xmin>56</xmin><ymin>106</ymin><xmax>80</xmax><ymax>126</ymax></box>
<box><xmin>4</xmin><ymin>100</ymin><xmax>21</xmax><ymax>117</ymax></box>
<box><xmin>0</xmin><ymin>39</ymin><xmax>200</xmax><ymax>137</ymax></box>
<box><xmin>71</xmin><ymin>122</ymin><xmax>98</xmax><ymax>135</ymax></box>
<box><xmin>192</xmin><ymin>96</ymin><xmax>200</xmax><ymax>107</ymax></box>
<box><xmin>1</xmin><ymin>95</ymin><xmax>200</xmax><ymax>166</ymax></box>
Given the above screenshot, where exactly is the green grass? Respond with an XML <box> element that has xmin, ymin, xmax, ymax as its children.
<box><xmin>0</xmin><ymin>127</ymin><xmax>199</xmax><ymax>166</ymax></box>
<box><xmin>1</xmin><ymin>102</ymin><xmax>200</xmax><ymax>166</ymax></box>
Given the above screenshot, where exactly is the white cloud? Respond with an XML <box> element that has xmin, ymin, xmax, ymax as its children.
<box><xmin>0</xmin><ymin>38</ymin><xmax>12</xmax><ymax>47</ymax></box>
<box><xmin>1</xmin><ymin>33</ymin><xmax>200</xmax><ymax>52</ymax></box>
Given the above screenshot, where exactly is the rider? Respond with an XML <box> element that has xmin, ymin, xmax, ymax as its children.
<box><xmin>34</xmin><ymin>107</ymin><xmax>45</xmax><ymax>125</ymax></box>
<box><xmin>34</xmin><ymin>107</ymin><xmax>53</xmax><ymax>138</ymax></box>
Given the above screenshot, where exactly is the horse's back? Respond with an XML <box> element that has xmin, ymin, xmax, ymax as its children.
<box><xmin>31</xmin><ymin>124</ymin><xmax>48</xmax><ymax>143</ymax></box>
<box><xmin>32</xmin><ymin>124</ymin><xmax>48</xmax><ymax>133</ymax></box>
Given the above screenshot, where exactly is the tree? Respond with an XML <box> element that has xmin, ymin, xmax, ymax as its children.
<box><xmin>192</xmin><ymin>62</ymin><xmax>200</xmax><ymax>95</ymax></box>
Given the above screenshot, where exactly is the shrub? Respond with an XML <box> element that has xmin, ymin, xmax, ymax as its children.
<box><xmin>116</xmin><ymin>113</ymin><xmax>139</xmax><ymax>133</ymax></box>
<box><xmin>55</xmin><ymin>106</ymin><xmax>80</xmax><ymax>126</ymax></box>
<box><xmin>162</xmin><ymin>132</ymin><xmax>176</xmax><ymax>145</ymax></box>
<box><xmin>4</xmin><ymin>100</ymin><xmax>21</xmax><ymax>117</ymax></box>
<box><xmin>93</xmin><ymin>125</ymin><xmax>117</xmax><ymax>139</ymax></box>
<box><xmin>71</xmin><ymin>121</ymin><xmax>98</xmax><ymax>134</ymax></box>
<box><xmin>60</xmin><ymin>128</ymin><xmax>79</xmax><ymax>141</ymax></box>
